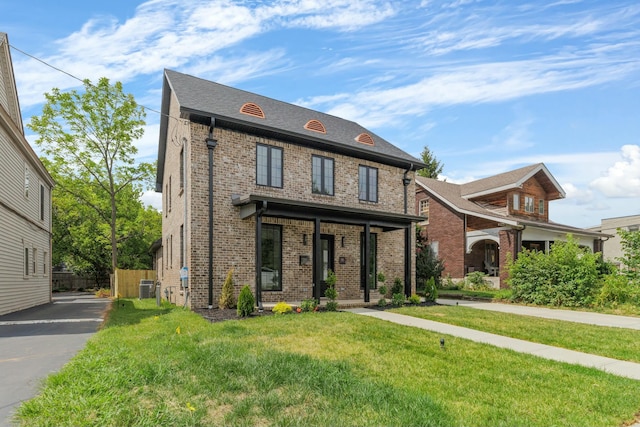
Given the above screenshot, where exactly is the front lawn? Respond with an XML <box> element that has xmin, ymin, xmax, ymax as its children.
<box><xmin>16</xmin><ymin>299</ymin><xmax>640</xmax><ymax>426</ymax></box>
<box><xmin>392</xmin><ymin>305</ymin><xmax>640</xmax><ymax>363</ymax></box>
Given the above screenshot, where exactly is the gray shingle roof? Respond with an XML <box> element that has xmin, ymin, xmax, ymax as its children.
<box><xmin>163</xmin><ymin>69</ymin><xmax>424</xmax><ymax>169</ymax></box>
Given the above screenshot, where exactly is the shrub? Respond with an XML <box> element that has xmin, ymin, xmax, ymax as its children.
<box><xmin>408</xmin><ymin>294</ymin><xmax>421</xmax><ymax>305</ymax></box>
<box><xmin>219</xmin><ymin>268</ymin><xmax>236</xmax><ymax>309</ymax></box>
<box><xmin>392</xmin><ymin>293</ymin><xmax>405</xmax><ymax>307</ymax></box>
<box><xmin>272</xmin><ymin>302</ymin><xmax>292</xmax><ymax>315</ymax></box>
<box><xmin>416</xmin><ymin>226</ymin><xmax>445</xmax><ymax>289</ymax></box>
<box><xmin>508</xmin><ymin>235</ymin><xmax>601</xmax><ymax>307</ymax></box>
<box><xmin>325</xmin><ymin>301</ymin><xmax>339</xmax><ymax>312</ymax></box>
<box><xmin>377</xmin><ymin>298</ymin><xmax>388</xmax><ymax>307</ymax></box>
<box><xmin>324</xmin><ymin>269</ymin><xmax>339</xmax><ymax>311</ymax></box>
<box><xmin>441</xmin><ymin>275</ymin><xmax>460</xmax><ymax>290</ymax></box>
<box><xmin>423</xmin><ymin>277</ymin><xmax>438</xmax><ymax>302</ymax></box>
<box><xmin>237</xmin><ymin>285</ymin><xmax>255</xmax><ymax>317</ymax></box>
<box><xmin>378</xmin><ymin>285</ymin><xmax>388</xmax><ymax>298</ymax></box>
<box><xmin>300</xmin><ymin>297</ymin><xmax>318</xmax><ymax>312</ymax></box>
<box><xmin>391</xmin><ymin>277</ymin><xmax>403</xmax><ymax>295</ymax></box>
<box><xmin>464</xmin><ymin>271</ymin><xmax>491</xmax><ymax>291</ymax></box>
<box><xmin>596</xmin><ymin>274</ymin><xmax>638</xmax><ymax>307</ymax></box>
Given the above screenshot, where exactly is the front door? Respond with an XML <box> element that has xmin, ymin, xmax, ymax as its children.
<box><xmin>318</xmin><ymin>234</ymin><xmax>334</xmax><ymax>296</ymax></box>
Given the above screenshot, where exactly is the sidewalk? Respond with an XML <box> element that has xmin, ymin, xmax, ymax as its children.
<box><xmin>437</xmin><ymin>298</ymin><xmax>640</xmax><ymax>329</ymax></box>
<box><xmin>343</xmin><ymin>302</ymin><xmax>640</xmax><ymax>381</ymax></box>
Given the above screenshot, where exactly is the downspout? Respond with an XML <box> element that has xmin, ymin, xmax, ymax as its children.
<box><xmin>255</xmin><ymin>201</ymin><xmax>268</xmax><ymax>311</ymax></box>
<box><xmin>206</xmin><ymin>118</ymin><xmax>217</xmax><ymax>309</ymax></box>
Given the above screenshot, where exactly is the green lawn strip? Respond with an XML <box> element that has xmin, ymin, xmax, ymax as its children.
<box><xmin>392</xmin><ymin>305</ymin><xmax>640</xmax><ymax>363</ymax></box>
<box><xmin>16</xmin><ymin>299</ymin><xmax>640</xmax><ymax>427</ymax></box>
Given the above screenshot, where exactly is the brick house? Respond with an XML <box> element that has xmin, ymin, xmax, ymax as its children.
<box><xmin>0</xmin><ymin>33</ymin><xmax>54</xmax><ymax>315</ymax></box>
<box><xmin>155</xmin><ymin>70</ymin><xmax>425</xmax><ymax>309</ymax></box>
<box><xmin>415</xmin><ymin>163</ymin><xmax>607</xmax><ymax>287</ymax></box>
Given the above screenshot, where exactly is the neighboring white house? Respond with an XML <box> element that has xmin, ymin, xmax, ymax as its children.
<box><xmin>590</xmin><ymin>214</ymin><xmax>640</xmax><ymax>270</ymax></box>
<box><xmin>0</xmin><ymin>33</ymin><xmax>54</xmax><ymax>315</ymax></box>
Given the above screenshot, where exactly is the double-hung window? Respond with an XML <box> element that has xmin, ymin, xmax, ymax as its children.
<box><xmin>257</xmin><ymin>144</ymin><xmax>283</xmax><ymax>188</ymax></box>
<box><xmin>358</xmin><ymin>165</ymin><xmax>378</xmax><ymax>202</ymax></box>
<box><xmin>312</xmin><ymin>155</ymin><xmax>334</xmax><ymax>195</ymax></box>
<box><xmin>524</xmin><ymin>196</ymin><xmax>534</xmax><ymax>213</ymax></box>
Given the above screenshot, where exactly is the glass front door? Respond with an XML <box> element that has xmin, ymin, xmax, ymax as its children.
<box><xmin>315</xmin><ymin>234</ymin><xmax>334</xmax><ymax>296</ymax></box>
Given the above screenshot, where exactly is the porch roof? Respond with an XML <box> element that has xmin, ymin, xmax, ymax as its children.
<box><xmin>232</xmin><ymin>194</ymin><xmax>423</xmax><ymax>231</ymax></box>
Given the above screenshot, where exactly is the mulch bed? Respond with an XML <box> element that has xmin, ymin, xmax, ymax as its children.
<box><xmin>194</xmin><ymin>301</ymin><xmax>439</xmax><ymax>323</ymax></box>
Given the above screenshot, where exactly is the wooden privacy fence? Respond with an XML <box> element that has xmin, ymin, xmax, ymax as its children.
<box><xmin>113</xmin><ymin>269</ymin><xmax>157</xmax><ymax>298</ymax></box>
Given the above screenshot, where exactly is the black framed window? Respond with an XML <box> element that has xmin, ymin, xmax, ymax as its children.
<box><xmin>312</xmin><ymin>155</ymin><xmax>334</xmax><ymax>195</ymax></box>
<box><xmin>358</xmin><ymin>165</ymin><xmax>378</xmax><ymax>202</ymax></box>
<box><xmin>261</xmin><ymin>224</ymin><xmax>282</xmax><ymax>291</ymax></box>
<box><xmin>257</xmin><ymin>144</ymin><xmax>283</xmax><ymax>188</ymax></box>
<box><xmin>360</xmin><ymin>232</ymin><xmax>377</xmax><ymax>289</ymax></box>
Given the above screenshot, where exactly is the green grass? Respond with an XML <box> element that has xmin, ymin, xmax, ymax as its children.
<box><xmin>392</xmin><ymin>305</ymin><xmax>640</xmax><ymax>363</ymax></box>
<box><xmin>16</xmin><ymin>299</ymin><xmax>640</xmax><ymax>427</ymax></box>
<box><xmin>438</xmin><ymin>289</ymin><xmax>503</xmax><ymax>300</ymax></box>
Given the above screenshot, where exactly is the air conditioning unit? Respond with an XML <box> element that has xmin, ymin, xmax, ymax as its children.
<box><xmin>139</xmin><ymin>279</ymin><xmax>154</xmax><ymax>299</ymax></box>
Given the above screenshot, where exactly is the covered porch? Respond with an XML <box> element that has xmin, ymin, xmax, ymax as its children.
<box><xmin>232</xmin><ymin>195</ymin><xmax>422</xmax><ymax>307</ymax></box>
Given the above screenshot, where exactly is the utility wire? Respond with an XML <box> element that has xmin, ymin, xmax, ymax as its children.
<box><xmin>9</xmin><ymin>43</ymin><xmax>174</xmax><ymax>121</ymax></box>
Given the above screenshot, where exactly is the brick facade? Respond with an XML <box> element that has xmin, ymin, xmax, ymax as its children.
<box><xmin>159</xmin><ymin>95</ymin><xmax>417</xmax><ymax>309</ymax></box>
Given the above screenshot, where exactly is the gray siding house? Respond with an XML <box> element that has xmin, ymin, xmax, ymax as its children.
<box><xmin>0</xmin><ymin>33</ymin><xmax>54</xmax><ymax>315</ymax></box>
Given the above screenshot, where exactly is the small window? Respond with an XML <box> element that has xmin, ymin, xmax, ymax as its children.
<box><xmin>32</xmin><ymin>248</ymin><xmax>37</xmax><ymax>275</ymax></box>
<box><xmin>312</xmin><ymin>155</ymin><xmax>334</xmax><ymax>195</ymax></box>
<box><xmin>513</xmin><ymin>194</ymin><xmax>520</xmax><ymax>211</ymax></box>
<box><xmin>524</xmin><ymin>196</ymin><xmax>534</xmax><ymax>213</ymax></box>
<box><xmin>358</xmin><ymin>165</ymin><xmax>378</xmax><ymax>202</ymax></box>
<box><xmin>40</xmin><ymin>184</ymin><xmax>45</xmax><ymax>221</ymax></box>
<box><xmin>256</xmin><ymin>144</ymin><xmax>283</xmax><ymax>188</ymax></box>
<box><xmin>180</xmin><ymin>149</ymin><xmax>184</xmax><ymax>189</ymax></box>
<box><xmin>24</xmin><ymin>248</ymin><xmax>29</xmax><ymax>276</ymax></box>
<box><xmin>43</xmin><ymin>251</ymin><xmax>48</xmax><ymax>276</ymax></box>
<box><xmin>419</xmin><ymin>198</ymin><xmax>429</xmax><ymax>221</ymax></box>
<box><xmin>169</xmin><ymin>176</ymin><xmax>172</xmax><ymax>212</ymax></box>
<box><xmin>538</xmin><ymin>199</ymin><xmax>544</xmax><ymax>215</ymax></box>
<box><xmin>24</xmin><ymin>166</ymin><xmax>30</xmax><ymax>198</ymax></box>
<box><xmin>180</xmin><ymin>225</ymin><xmax>184</xmax><ymax>268</ymax></box>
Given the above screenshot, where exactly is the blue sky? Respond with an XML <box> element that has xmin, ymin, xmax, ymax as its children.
<box><xmin>1</xmin><ymin>0</ymin><xmax>639</xmax><ymax>228</ymax></box>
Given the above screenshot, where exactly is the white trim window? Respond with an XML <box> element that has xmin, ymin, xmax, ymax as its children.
<box><xmin>419</xmin><ymin>198</ymin><xmax>429</xmax><ymax>222</ymax></box>
<box><xmin>513</xmin><ymin>193</ymin><xmax>520</xmax><ymax>211</ymax></box>
<box><xmin>524</xmin><ymin>196</ymin><xmax>534</xmax><ymax>213</ymax></box>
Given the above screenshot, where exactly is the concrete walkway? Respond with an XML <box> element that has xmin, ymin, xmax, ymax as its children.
<box><xmin>343</xmin><ymin>301</ymin><xmax>640</xmax><ymax>381</ymax></box>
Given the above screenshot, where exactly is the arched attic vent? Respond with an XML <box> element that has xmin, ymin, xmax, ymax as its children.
<box><xmin>239</xmin><ymin>102</ymin><xmax>265</xmax><ymax>118</ymax></box>
<box><xmin>355</xmin><ymin>133</ymin><xmax>375</xmax><ymax>146</ymax></box>
<box><xmin>304</xmin><ymin>119</ymin><xmax>326</xmax><ymax>134</ymax></box>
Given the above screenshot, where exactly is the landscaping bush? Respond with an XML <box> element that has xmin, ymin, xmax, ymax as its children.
<box><xmin>508</xmin><ymin>235</ymin><xmax>601</xmax><ymax>307</ymax></box>
<box><xmin>377</xmin><ymin>298</ymin><xmax>388</xmax><ymax>307</ymax></box>
<box><xmin>392</xmin><ymin>293</ymin><xmax>405</xmax><ymax>307</ymax></box>
<box><xmin>408</xmin><ymin>294</ymin><xmax>421</xmax><ymax>305</ymax></box>
<box><xmin>378</xmin><ymin>285</ymin><xmax>388</xmax><ymax>298</ymax></box>
<box><xmin>324</xmin><ymin>269</ymin><xmax>339</xmax><ymax>311</ymax></box>
<box><xmin>236</xmin><ymin>285</ymin><xmax>255</xmax><ymax>317</ymax></box>
<box><xmin>272</xmin><ymin>301</ymin><xmax>292</xmax><ymax>314</ymax></box>
<box><xmin>416</xmin><ymin>226</ymin><xmax>445</xmax><ymax>289</ymax></box>
<box><xmin>325</xmin><ymin>301</ymin><xmax>339</xmax><ymax>311</ymax></box>
<box><xmin>95</xmin><ymin>288</ymin><xmax>111</xmax><ymax>298</ymax></box>
<box><xmin>300</xmin><ymin>297</ymin><xmax>318</xmax><ymax>312</ymax></box>
<box><xmin>391</xmin><ymin>277</ymin><xmax>403</xmax><ymax>295</ymax></box>
<box><xmin>596</xmin><ymin>274</ymin><xmax>638</xmax><ymax>307</ymax></box>
<box><xmin>219</xmin><ymin>268</ymin><xmax>236</xmax><ymax>309</ymax></box>
<box><xmin>464</xmin><ymin>271</ymin><xmax>492</xmax><ymax>291</ymax></box>
<box><xmin>423</xmin><ymin>277</ymin><xmax>438</xmax><ymax>302</ymax></box>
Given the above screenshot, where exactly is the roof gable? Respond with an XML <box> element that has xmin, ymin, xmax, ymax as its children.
<box><xmin>461</xmin><ymin>163</ymin><xmax>565</xmax><ymax>200</ymax></box>
<box><xmin>0</xmin><ymin>33</ymin><xmax>23</xmax><ymax>132</ymax></box>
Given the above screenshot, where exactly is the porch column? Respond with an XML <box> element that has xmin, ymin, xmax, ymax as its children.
<box><xmin>404</xmin><ymin>225</ymin><xmax>412</xmax><ymax>297</ymax></box>
<box><xmin>313</xmin><ymin>217</ymin><xmax>322</xmax><ymax>302</ymax></box>
<box><xmin>364</xmin><ymin>222</ymin><xmax>371</xmax><ymax>303</ymax></box>
<box><xmin>255</xmin><ymin>209</ymin><xmax>263</xmax><ymax>308</ymax></box>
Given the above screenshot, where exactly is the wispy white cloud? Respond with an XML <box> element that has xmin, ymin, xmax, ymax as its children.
<box><xmin>590</xmin><ymin>144</ymin><xmax>640</xmax><ymax>197</ymax></box>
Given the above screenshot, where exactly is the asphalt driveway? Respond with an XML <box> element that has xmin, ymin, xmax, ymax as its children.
<box><xmin>0</xmin><ymin>293</ymin><xmax>111</xmax><ymax>427</ymax></box>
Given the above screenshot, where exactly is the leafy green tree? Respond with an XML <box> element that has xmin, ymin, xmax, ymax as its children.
<box><xmin>29</xmin><ymin>77</ymin><xmax>154</xmax><ymax>274</ymax></box>
<box><xmin>617</xmin><ymin>228</ymin><xmax>640</xmax><ymax>282</ymax></box>
<box><xmin>416</xmin><ymin>146</ymin><xmax>443</xmax><ymax>179</ymax></box>
<box><xmin>416</xmin><ymin>226</ymin><xmax>444</xmax><ymax>289</ymax></box>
